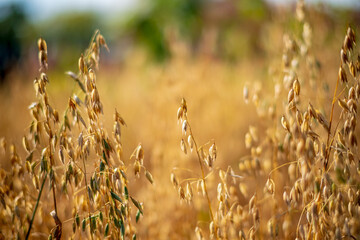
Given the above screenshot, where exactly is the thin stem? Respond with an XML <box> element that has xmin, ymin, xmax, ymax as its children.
<box><xmin>296</xmin><ymin>200</ymin><xmax>314</xmax><ymax>238</ymax></box>
<box><xmin>46</xmin><ymin>115</ymin><xmax>61</xmax><ymax>234</ymax></box>
<box><xmin>268</xmin><ymin>161</ymin><xmax>298</xmax><ymax>177</ymax></box>
<box><xmin>26</xmin><ymin>172</ymin><xmax>48</xmax><ymax>240</ymax></box>
<box><xmin>186</xmin><ymin>119</ymin><xmax>218</xmax><ymax>238</ymax></box>
<box><xmin>82</xmin><ymin>156</ymin><xmax>94</xmax><ymax>240</ymax></box>
<box><xmin>324</xmin><ymin>62</ymin><xmax>341</xmax><ymax>170</ymax></box>
<box><xmin>52</xmin><ymin>181</ymin><xmax>58</xmax><ymax>212</ymax></box>
<box><xmin>52</xmin><ymin>202</ymin><xmax>111</xmax><ymax>230</ymax></box>
<box><xmin>49</xmin><ymin>144</ymin><xmax>58</xmax><ymax>218</ymax></box>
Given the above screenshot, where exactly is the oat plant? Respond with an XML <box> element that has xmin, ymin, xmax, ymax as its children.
<box><xmin>0</xmin><ymin>31</ymin><xmax>153</xmax><ymax>239</ymax></box>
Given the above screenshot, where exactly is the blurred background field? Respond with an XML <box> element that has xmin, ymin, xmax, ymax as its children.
<box><xmin>1</xmin><ymin>0</ymin><xmax>360</xmax><ymax>239</ymax></box>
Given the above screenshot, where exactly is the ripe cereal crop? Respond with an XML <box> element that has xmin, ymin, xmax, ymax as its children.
<box><xmin>0</xmin><ymin>0</ymin><xmax>360</xmax><ymax>239</ymax></box>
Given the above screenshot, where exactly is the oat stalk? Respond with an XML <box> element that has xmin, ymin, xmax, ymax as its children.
<box><xmin>184</xmin><ymin>117</ymin><xmax>220</xmax><ymax>239</ymax></box>
<box><xmin>25</xmin><ymin>172</ymin><xmax>48</xmax><ymax>240</ymax></box>
<box><xmin>187</xmin><ymin>121</ymin><xmax>215</xmax><ymax>222</ymax></box>
<box><xmin>82</xmin><ymin>156</ymin><xmax>94</xmax><ymax>240</ymax></box>
<box><xmin>324</xmin><ymin>61</ymin><xmax>341</xmax><ymax>170</ymax></box>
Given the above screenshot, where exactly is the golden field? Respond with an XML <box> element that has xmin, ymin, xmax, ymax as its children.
<box><xmin>0</xmin><ymin>1</ymin><xmax>360</xmax><ymax>239</ymax></box>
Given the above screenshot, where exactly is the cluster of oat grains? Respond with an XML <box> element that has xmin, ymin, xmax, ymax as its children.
<box><xmin>0</xmin><ymin>31</ymin><xmax>152</xmax><ymax>239</ymax></box>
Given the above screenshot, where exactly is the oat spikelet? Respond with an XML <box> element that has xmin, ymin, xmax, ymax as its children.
<box><xmin>281</xmin><ymin>115</ymin><xmax>290</xmax><ymax>132</ymax></box>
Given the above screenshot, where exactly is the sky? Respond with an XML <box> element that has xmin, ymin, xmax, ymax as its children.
<box><xmin>0</xmin><ymin>0</ymin><xmax>359</xmax><ymax>22</ymax></box>
<box><xmin>0</xmin><ymin>0</ymin><xmax>139</xmax><ymax>21</ymax></box>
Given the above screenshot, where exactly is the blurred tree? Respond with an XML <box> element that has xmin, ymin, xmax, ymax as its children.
<box><xmin>39</xmin><ymin>13</ymin><xmax>100</xmax><ymax>48</ymax></box>
<box><xmin>125</xmin><ymin>0</ymin><xmax>204</xmax><ymax>62</ymax></box>
<box><xmin>38</xmin><ymin>13</ymin><xmax>102</xmax><ymax>70</ymax></box>
<box><xmin>212</xmin><ymin>0</ymin><xmax>268</xmax><ymax>61</ymax></box>
<box><xmin>236</xmin><ymin>0</ymin><xmax>267</xmax><ymax>22</ymax></box>
<box><xmin>124</xmin><ymin>0</ymin><xmax>270</xmax><ymax>62</ymax></box>
<box><xmin>0</xmin><ymin>4</ymin><xmax>27</xmax><ymax>82</ymax></box>
<box><xmin>129</xmin><ymin>15</ymin><xmax>171</xmax><ymax>62</ymax></box>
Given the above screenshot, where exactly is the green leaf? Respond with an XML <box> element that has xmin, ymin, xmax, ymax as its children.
<box><xmin>75</xmin><ymin>213</ymin><xmax>80</xmax><ymax>227</ymax></box>
<box><xmin>102</xmin><ymin>139</ymin><xmax>112</xmax><ymax>159</ymax></box>
<box><xmin>130</xmin><ymin>196</ymin><xmax>143</xmax><ymax>215</ymax></box>
<box><xmin>115</xmin><ymin>207</ymin><xmax>122</xmax><ymax>218</ymax></box>
<box><xmin>64</xmin><ymin>115</ymin><xmax>71</xmax><ymax>131</ymax></box>
<box><xmin>102</xmin><ymin>151</ymin><xmax>108</xmax><ymax>164</ymax></box>
<box><xmin>90</xmin><ymin>177</ymin><xmax>95</xmax><ymax>192</ymax></box>
<box><xmin>120</xmin><ymin>170</ymin><xmax>127</xmax><ymax>181</ymax></box>
<box><xmin>49</xmin><ymin>168</ymin><xmax>55</xmax><ymax>185</ymax></box>
<box><xmin>136</xmin><ymin>210</ymin><xmax>141</xmax><ymax>223</ymax></box>
<box><xmin>91</xmin><ymin>216</ymin><xmax>96</xmax><ymax>233</ymax></box>
<box><xmin>120</xmin><ymin>218</ymin><xmax>125</xmax><ymax>238</ymax></box>
<box><xmin>40</xmin><ymin>156</ymin><xmax>47</xmax><ymax>173</ymax></box>
<box><xmin>110</xmin><ymin>190</ymin><xmax>123</xmax><ymax>203</ymax></box>
<box><xmin>103</xmin><ymin>139</ymin><xmax>111</xmax><ymax>152</ymax></box>
<box><xmin>82</xmin><ymin>218</ymin><xmax>86</xmax><ymax>232</ymax></box>
<box><xmin>99</xmin><ymin>211</ymin><xmax>103</xmax><ymax>222</ymax></box>
<box><xmin>109</xmin><ymin>206</ymin><xmax>114</xmax><ymax>217</ymax></box>
<box><xmin>100</xmin><ymin>160</ymin><xmax>105</xmax><ymax>172</ymax></box>
<box><xmin>121</xmin><ymin>205</ymin><xmax>126</xmax><ymax>216</ymax></box>
<box><xmin>67</xmin><ymin>163</ymin><xmax>73</xmax><ymax>174</ymax></box>
<box><xmin>26</xmin><ymin>151</ymin><xmax>34</xmax><ymax>162</ymax></box>
<box><xmin>87</xmin><ymin>186</ymin><xmax>93</xmax><ymax>202</ymax></box>
<box><xmin>72</xmin><ymin>220</ymin><xmax>76</xmax><ymax>233</ymax></box>
<box><xmin>124</xmin><ymin>186</ymin><xmax>129</xmax><ymax>200</ymax></box>
<box><xmin>34</xmin><ymin>132</ymin><xmax>40</xmax><ymax>144</ymax></box>
<box><xmin>104</xmin><ymin>223</ymin><xmax>109</xmax><ymax>237</ymax></box>
<box><xmin>114</xmin><ymin>217</ymin><xmax>120</xmax><ymax>228</ymax></box>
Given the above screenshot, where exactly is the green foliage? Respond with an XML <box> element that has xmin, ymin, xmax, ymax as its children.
<box><xmin>125</xmin><ymin>0</ymin><xmax>204</xmax><ymax>62</ymax></box>
<box><xmin>39</xmin><ymin>13</ymin><xmax>100</xmax><ymax>47</ymax></box>
<box><xmin>38</xmin><ymin>13</ymin><xmax>103</xmax><ymax>69</ymax></box>
<box><xmin>130</xmin><ymin>15</ymin><xmax>170</xmax><ymax>62</ymax></box>
<box><xmin>236</xmin><ymin>0</ymin><xmax>267</xmax><ymax>21</ymax></box>
<box><xmin>0</xmin><ymin>4</ymin><xmax>29</xmax><ymax>81</ymax></box>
